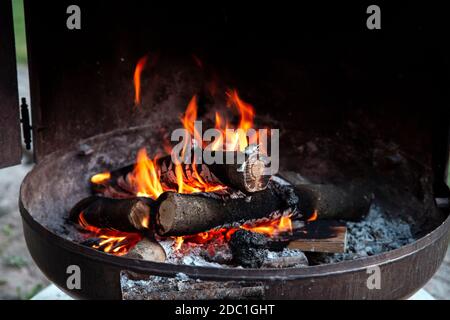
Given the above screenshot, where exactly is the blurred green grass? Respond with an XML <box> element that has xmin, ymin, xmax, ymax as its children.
<box><xmin>12</xmin><ymin>0</ymin><xmax>27</xmax><ymax>64</ymax></box>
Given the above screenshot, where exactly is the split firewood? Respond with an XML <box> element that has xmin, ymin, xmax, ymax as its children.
<box><xmin>294</xmin><ymin>182</ymin><xmax>373</xmax><ymax>221</ymax></box>
<box><xmin>207</xmin><ymin>145</ymin><xmax>271</xmax><ymax>193</ymax></box>
<box><xmin>158</xmin><ymin>144</ymin><xmax>271</xmax><ymax>193</ymax></box>
<box><xmin>69</xmin><ymin>196</ymin><xmax>153</xmax><ymax>232</ymax></box>
<box><xmin>282</xmin><ymin>221</ymin><xmax>347</xmax><ymax>253</ymax></box>
<box><xmin>155</xmin><ymin>187</ymin><xmax>288</xmax><ymax>236</ymax></box>
<box><xmin>125</xmin><ymin>238</ymin><xmax>166</xmax><ymax>262</ymax></box>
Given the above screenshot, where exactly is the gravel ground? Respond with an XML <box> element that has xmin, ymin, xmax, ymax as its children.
<box><xmin>0</xmin><ymin>161</ymin><xmax>50</xmax><ymax>299</ymax></box>
<box><xmin>0</xmin><ymin>65</ymin><xmax>49</xmax><ymax>300</ymax></box>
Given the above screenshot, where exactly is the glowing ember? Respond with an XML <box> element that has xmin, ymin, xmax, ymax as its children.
<box><xmin>78</xmin><ymin>212</ymin><xmax>142</xmax><ymax>256</ymax></box>
<box><xmin>90</xmin><ymin>172</ymin><xmax>111</xmax><ymax>184</ymax></box>
<box><xmin>173</xmin><ymin>215</ymin><xmax>294</xmax><ymax>251</ymax></box>
<box><xmin>133</xmin><ymin>55</ymin><xmax>148</xmax><ymax>106</ymax></box>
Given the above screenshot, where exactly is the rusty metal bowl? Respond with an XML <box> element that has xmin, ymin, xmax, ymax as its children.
<box><xmin>19</xmin><ymin>125</ymin><xmax>450</xmax><ymax>299</ymax></box>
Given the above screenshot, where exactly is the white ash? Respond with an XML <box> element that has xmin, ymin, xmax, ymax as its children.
<box><xmin>266</xmin><ymin>248</ymin><xmax>305</xmax><ymax>259</ymax></box>
<box><xmin>315</xmin><ymin>204</ymin><xmax>415</xmax><ymax>263</ymax></box>
<box><xmin>120</xmin><ymin>271</ymin><xmax>198</xmax><ymax>291</ymax></box>
<box><xmin>160</xmin><ymin>240</ymin><xmax>233</xmax><ymax>268</ymax></box>
<box><xmin>158</xmin><ymin>237</ymin><xmax>309</xmax><ymax>268</ymax></box>
<box><xmin>120</xmin><ymin>271</ymin><xmax>203</xmax><ymax>299</ymax></box>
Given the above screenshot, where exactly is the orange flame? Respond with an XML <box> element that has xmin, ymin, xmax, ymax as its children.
<box><xmin>128</xmin><ymin>149</ymin><xmax>164</xmax><ymax>199</ymax></box>
<box><xmin>181</xmin><ymin>95</ymin><xmax>198</xmax><ymax>138</ymax></box>
<box><xmin>90</xmin><ymin>172</ymin><xmax>111</xmax><ymax>184</ymax></box>
<box><xmin>226</xmin><ymin>89</ymin><xmax>255</xmax><ymax>133</ymax></box>
<box><xmin>307</xmin><ymin>210</ymin><xmax>318</xmax><ymax>222</ymax></box>
<box><xmin>134</xmin><ymin>56</ymin><xmax>148</xmax><ymax>106</ymax></box>
<box><xmin>242</xmin><ymin>214</ymin><xmax>293</xmax><ymax>237</ymax></box>
<box><xmin>128</xmin><ymin>146</ymin><xmax>226</xmax><ymax>199</ymax></box>
<box><xmin>208</xmin><ymin>90</ymin><xmax>257</xmax><ymax>152</ymax></box>
<box><xmin>174</xmin><ymin>237</ymin><xmax>184</xmax><ymax>251</ymax></box>
<box><xmin>78</xmin><ymin>212</ymin><xmax>142</xmax><ymax>256</ymax></box>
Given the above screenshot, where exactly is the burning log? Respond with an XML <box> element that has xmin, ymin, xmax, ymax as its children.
<box><xmin>90</xmin><ymin>144</ymin><xmax>271</xmax><ymax>196</ymax></box>
<box><xmin>207</xmin><ymin>146</ymin><xmax>271</xmax><ymax>193</ymax></box>
<box><xmin>155</xmin><ymin>187</ymin><xmax>288</xmax><ymax>237</ymax></box>
<box><xmin>69</xmin><ymin>196</ymin><xmax>152</xmax><ymax>232</ymax></box>
<box><xmin>294</xmin><ymin>182</ymin><xmax>372</xmax><ymax>221</ymax></box>
<box><xmin>125</xmin><ymin>238</ymin><xmax>166</xmax><ymax>262</ymax></box>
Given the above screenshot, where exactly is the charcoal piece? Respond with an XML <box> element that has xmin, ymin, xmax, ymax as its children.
<box><xmin>229</xmin><ymin>229</ymin><xmax>269</xmax><ymax>268</ymax></box>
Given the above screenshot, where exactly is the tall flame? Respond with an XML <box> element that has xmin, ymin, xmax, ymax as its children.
<box><xmin>127</xmin><ymin>146</ymin><xmax>226</xmax><ymax>199</ymax></box>
<box><xmin>134</xmin><ymin>56</ymin><xmax>148</xmax><ymax>106</ymax></box>
<box><xmin>208</xmin><ymin>90</ymin><xmax>256</xmax><ymax>152</ymax></box>
<box><xmin>128</xmin><ymin>149</ymin><xmax>164</xmax><ymax>199</ymax></box>
<box><xmin>226</xmin><ymin>89</ymin><xmax>255</xmax><ymax>133</ymax></box>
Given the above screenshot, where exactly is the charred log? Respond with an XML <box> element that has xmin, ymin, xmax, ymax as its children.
<box><xmin>91</xmin><ymin>144</ymin><xmax>271</xmax><ymax>195</ymax></box>
<box><xmin>70</xmin><ymin>196</ymin><xmax>153</xmax><ymax>232</ymax></box>
<box><xmin>294</xmin><ymin>182</ymin><xmax>373</xmax><ymax>221</ymax></box>
<box><xmin>207</xmin><ymin>147</ymin><xmax>271</xmax><ymax>193</ymax></box>
<box><xmin>155</xmin><ymin>187</ymin><xmax>288</xmax><ymax>236</ymax></box>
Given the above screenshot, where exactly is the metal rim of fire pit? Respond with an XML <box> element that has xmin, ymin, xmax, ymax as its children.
<box><xmin>18</xmin><ymin>126</ymin><xmax>450</xmax><ymax>299</ymax></box>
<box><xmin>20</xmin><ymin>200</ymin><xmax>449</xmax><ymax>280</ymax></box>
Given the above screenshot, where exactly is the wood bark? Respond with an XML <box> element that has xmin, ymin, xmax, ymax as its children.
<box><xmin>294</xmin><ymin>182</ymin><xmax>372</xmax><ymax>221</ymax></box>
<box><xmin>70</xmin><ymin>196</ymin><xmax>153</xmax><ymax>232</ymax></box>
<box><xmin>156</xmin><ymin>188</ymin><xmax>286</xmax><ymax>236</ymax></box>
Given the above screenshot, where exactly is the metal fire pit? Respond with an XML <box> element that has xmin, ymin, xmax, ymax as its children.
<box><xmin>19</xmin><ymin>125</ymin><xmax>450</xmax><ymax>300</ymax></box>
<box><xmin>0</xmin><ymin>1</ymin><xmax>447</xmax><ymax>300</ymax></box>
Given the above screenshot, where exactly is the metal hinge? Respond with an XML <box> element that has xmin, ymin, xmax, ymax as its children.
<box><xmin>20</xmin><ymin>97</ymin><xmax>32</xmax><ymax>150</ymax></box>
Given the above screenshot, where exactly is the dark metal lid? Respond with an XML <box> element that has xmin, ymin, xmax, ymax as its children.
<box><xmin>0</xmin><ymin>0</ymin><xmax>22</xmax><ymax>169</ymax></box>
<box><xmin>5</xmin><ymin>1</ymin><xmax>449</xmax><ymax>188</ymax></box>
